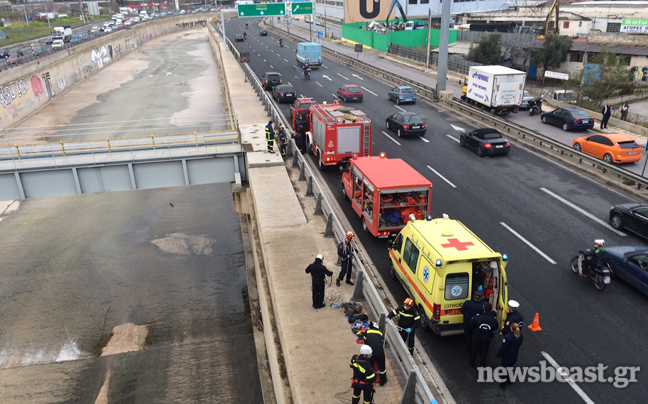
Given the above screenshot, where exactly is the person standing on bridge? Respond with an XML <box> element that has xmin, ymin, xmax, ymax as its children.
<box><xmin>601</xmin><ymin>101</ymin><xmax>612</xmax><ymax>129</ymax></box>
<box><xmin>350</xmin><ymin>345</ymin><xmax>377</xmax><ymax>404</ymax></box>
<box><xmin>277</xmin><ymin>124</ymin><xmax>287</xmax><ymax>156</ymax></box>
<box><xmin>386</xmin><ymin>298</ymin><xmax>421</xmax><ymax>354</ymax></box>
<box><xmin>305</xmin><ymin>253</ymin><xmax>333</xmax><ymax>309</ymax></box>
<box><xmin>336</xmin><ymin>231</ymin><xmax>355</xmax><ymax>287</ymax></box>
<box><xmin>265</xmin><ymin>120</ymin><xmax>275</xmax><ymax>153</ymax></box>
<box><xmin>361</xmin><ymin>322</ymin><xmax>387</xmax><ymax>386</ymax></box>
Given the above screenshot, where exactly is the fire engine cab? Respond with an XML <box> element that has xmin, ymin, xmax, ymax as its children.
<box><xmin>291</xmin><ymin>99</ymin><xmax>372</xmax><ymax>170</ymax></box>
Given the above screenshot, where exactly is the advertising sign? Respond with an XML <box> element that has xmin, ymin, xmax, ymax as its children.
<box><xmin>544</xmin><ymin>70</ymin><xmax>569</xmax><ymax>80</ymax></box>
<box><xmin>344</xmin><ymin>0</ymin><xmax>398</xmax><ymax>24</ymax></box>
<box><xmin>621</xmin><ymin>19</ymin><xmax>648</xmax><ymax>33</ymax></box>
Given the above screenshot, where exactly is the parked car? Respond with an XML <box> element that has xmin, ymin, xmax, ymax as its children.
<box><xmin>572</xmin><ymin>133</ymin><xmax>641</xmax><ymax>164</ymax></box>
<box><xmin>261</xmin><ymin>72</ymin><xmax>282</xmax><ymax>90</ymax></box>
<box><xmin>541</xmin><ymin>107</ymin><xmax>595</xmax><ymax>131</ymax></box>
<box><xmin>598</xmin><ymin>246</ymin><xmax>648</xmax><ymax>296</ymax></box>
<box><xmin>103</xmin><ymin>26</ymin><xmax>113</xmax><ymax>33</ymax></box>
<box><xmin>51</xmin><ymin>39</ymin><xmax>65</xmax><ymax>49</ymax></box>
<box><xmin>337</xmin><ymin>84</ymin><xmax>363</xmax><ymax>102</ymax></box>
<box><xmin>520</xmin><ymin>90</ymin><xmax>535</xmax><ymax>109</ymax></box>
<box><xmin>388</xmin><ymin>86</ymin><xmax>416</xmax><ymax>104</ymax></box>
<box><xmin>386</xmin><ymin>112</ymin><xmax>427</xmax><ymax>137</ymax></box>
<box><xmin>235</xmin><ymin>34</ymin><xmax>244</xmax><ymax>42</ymax></box>
<box><xmin>259</xmin><ymin>30</ymin><xmax>268</xmax><ymax>36</ymax></box>
<box><xmin>45</xmin><ymin>36</ymin><xmax>54</xmax><ymax>44</ymax></box>
<box><xmin>272</xmin><ymin>84</ymin><xmax>296</xmax><ymax>103</ymax></box>
<box><xmin>609</xmin><ymin>203</ymin><xmax>648</xmax><ymax>240</ymax></box>
<box><xmin>0</xmin><ymin>48</ymin><xmax>9</xmax><ymax>58</ymax></box>
<box><xmin>6</xmin><ymin>49</ymin><xmax>24</xmax><ymax>65</ymax></box>
<box><xmin>460</xmin><ymin>128</ymin><xmax>510</xmax><ymax>157</ymax></box>
<box><xmin>70</xmin><ymin>35</ymin><xmax>82</xmax><ymax>42</ymax></box>
<box><xmin>32</xmin><ymin>44</ymin><xmax>46</xmax><ymax>56</ymax></box>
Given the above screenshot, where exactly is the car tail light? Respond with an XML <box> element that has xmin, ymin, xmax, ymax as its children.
<box><xmin>280</xmin><ymin>93</ymin><xmax>284</xmax><ymax>97</ymax></box>
<box><xmin>423</xmin><ymin>124</ymin><xmax>427</xmax><ymax>128</ymax></box>
<box><xmin>279</xmin><ymin>79</ymin><xmax>282</xmax><ymax>83</ymax></box>
<box><xmin>433</xmin><ymin>304</ymin><xmax>440</xmax><ymax>320</ymax></box>
<box><xmin>484</xmin><ymin>144</ymin><xmax>492</xmax><ymax>149</ymax></box>
<box><xmin>575</xmin><ymin>119</ymin><xmax>582</xmax><ymax>124</ymax></box>
<box><xmin>506</xmin><ymin>142</ymin><xmax>511</xmax><ymax>146</ymax></box>
<box><xmin>403</xmin><ymin>125</ymin><xmax>409</xmax><ymax>129</ymax></box>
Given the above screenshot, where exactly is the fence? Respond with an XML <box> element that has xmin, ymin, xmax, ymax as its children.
<box><xmin>388</xmin><ymin>43</ymin><xmax>481</xmax><ymax>75</ymax></box>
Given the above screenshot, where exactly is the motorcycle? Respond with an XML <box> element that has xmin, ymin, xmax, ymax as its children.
<box><xmin>246</xmin><ymin>23</ymin><xmax>248</xmax><ymax>29</ymax></box>
<box><xmin>243</xmin><ymin>32</ymin><xmax>247</xmax><ymax>40</ymax></box>
<box><xmin>570</xmin><ymin>250</ymin><xmax>611</xmax><ymax>291</ymax></box>
<box><xmin>280</xmin><ymin>40</ymin><xmax>284</xmax><ymax>48</ymax></box>
<box><xmin>304</xmin><ymin>67</ymin><xmax>311</xmax><ymax>80</ymax></box>
<box><xmin>529</xmin><ymin>96</ymin><xmax>543</xmax><ymax>116</ymax></box>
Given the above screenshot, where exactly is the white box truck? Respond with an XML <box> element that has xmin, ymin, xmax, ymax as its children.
<box><xmin>463</xmin><ymin>66</ymin><xmax>526</xmax><ymax>114</ymax></box>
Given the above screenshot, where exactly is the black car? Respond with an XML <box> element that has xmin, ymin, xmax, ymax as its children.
<box><xmin>0</xmin><ymin>48</ymin><xmax>9</xmax><ymax>58</ymax></box>
<box><xmin>385</xmin><ymin>112</ymin><xmax>426</xmax><ymax>137</ymax></box>
<box><xmin>235</xmin><ymin>35</ymin><xmax>244</xmax><ymax>42</ymax></box>
<box><xmin>599</xmin><ymin>246</ymin><xmax>648</xmax><ymax>296</ymax></box>
<box><xmin>460</xmin><ymin>128</ymin><xmax>510</xmax><ymax>157</ymax></box>
<box><xmin>272</xmin><ymin>84</ymin><xmax>296</xmax><ymax>103</ymax></box>
<box><xmin>541</xmin><ymin>107</ymin><xmax>595</xmax><ymax>131</ymax></box>
<box><xmin>262</xmin><ymin>71</ymin><xmax>282</xmax><ymax>90</ymax></box>
<box><xmin>609</xmin><ymin>203</ymin><xmax>648</xmax><ymax>240</ymax></box>
<box><xmin>32</xmin><ymin>44</ymin><xmax>46</xmax><ymax>56</ymax></box>
<box><xmin>45</xmin><ymin>36</ymin><xmax>54</xmax><ymax>45</ymax></box>
<box><xmin>259</xmin><ymin>30</ymin><xmax>268</xmax><ymax>36</ymax></box>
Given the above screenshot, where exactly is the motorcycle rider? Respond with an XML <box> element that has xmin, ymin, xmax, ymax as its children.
<box><xmin>246</xmin><ymin>23</ymin><xmax>248</xmax><ymax>29</ymax></box>
<box><xmin>279</xmin><ymin>38</ymin><xmax>284</xmax><ymax>47</ymax></box>
<box><xmin>243</xmin><ymin>31</ymin><xmax>247</xmax><ymax>39</ymax></box>
<box><xmin>579</xmin><ymin>239</ymin><xmax>607</xmax><ymax>276</ymax></box>
<box><xmin>304</xmin><ymin>62</ymin><xmax>311</xmax><ymax>79</ymax></box>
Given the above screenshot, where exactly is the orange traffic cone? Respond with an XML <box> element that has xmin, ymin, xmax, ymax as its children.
<box><xmin>528</xmin><ymin>313</ymin><xmax>542</xmax><ymax>332</ymax></box>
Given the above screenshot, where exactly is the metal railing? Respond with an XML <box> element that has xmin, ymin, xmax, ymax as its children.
<box><xmin>217</xmin><ymin>23</ymin><xmax>442</xmax><ymax>404</ymax></box>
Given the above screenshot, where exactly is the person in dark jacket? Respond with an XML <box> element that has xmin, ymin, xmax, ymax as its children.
<box><xmin>502</xmin><ymin>300</ymin><xmax>523</xmax><ymax>337</ymax></box>
<box><xmin>461</xmin><ymin>286</ymin><xmax>485</xmax><ymax>353</ymax></box>
<box><xmin>387</xmin><ymin>298</ymin><xmax>421</xmax><ymax>354</ymax></box>
<box><xmin>469</xmin><ymin>302</ymin><xmax>498</xmax><ymax>367</ymax></box>
<box><xmin>350</xmin><ymin>345</ymin><xmax>376</xmax><ymax>404</ymax></box>
<box><xmin>265</xmin><ymin>120</ymin><xmax>275</xmax><ymax>153</ymax></box>
<box><xmin>601</xmin><ymin>102</ymin><xmax>612</xmax><ymax>129</ymax></box>
<box><xmin>336</xmin><ymin>231</ymin><xmax>355</xmax><ymax>287</ymax></box>
<box><xmin>305</xmin><ymin>254</ymin><xmax>333</xmax><ymax>309</ymax></box>
<box><xmin>495</xmin><ymin>323</ymin><xmax>524</xmax><ymax>389</ymax></box>
<box><xmin>361</xmin><ymin>323</ymin><xmax>387</xmax><ymax>386</ymax></box>
<box><xmin>277</xmin><ymin>124</ymin><xmax>288</xmax><ymax>156</ymax></box>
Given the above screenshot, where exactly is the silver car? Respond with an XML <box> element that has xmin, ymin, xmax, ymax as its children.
<box><xmin>520</xmin><ymin>90</ymin><xmax>535</xmax><ymax>109</ymax></box>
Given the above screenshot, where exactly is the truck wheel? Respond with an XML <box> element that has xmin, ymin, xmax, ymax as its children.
<box><xmin>317</xmin><ymin>151</ymin><xmax>325</xmax><ymax>171</ymax></box>
<box><xmin>362</xmin><ymin>219</ymin><xmax>369</xmax><ymax>234</ymax></box>
<box><xmin>389</xmin><ymin>261</ymin><xmax>397</xmax><ymax>280</ymax></box>
<box><xmin>344</xmin><ymin>97</ymin><xmax>347</xmax><ymax>102</ymax></box>
<box><xmin>342</xmin><ymin>187</ymin><xmax>349</xmax><ymax>200</ymax></box>
<box><xmin>418</xmin><ymin>306</ymin><xmax>431</xmax><ymax>330</ymax></box>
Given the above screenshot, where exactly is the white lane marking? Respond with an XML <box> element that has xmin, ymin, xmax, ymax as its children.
<box><xmin>331</xmin><ymin>93</ymin><xmax>338</xmax><ymax>99</ymax></box>
<box><xmin>394</xmin><ymin>106</ymin><xmax>406</xmax><ymax>112</ymax></box>
<box><xmin>284</xmin><ymin>58</ymin><xmax>289</xmax><ymax>63</ymax></box>
<box><xmin>541</xmin><ymin>352</ymin><xmax>596</xmax><ymax>404</ymax></box>
<box><xmin>382</xmin><ymin>131</ymin><xmax>401</xmax><ymax>146</ymax></box>
<box><xmin>361</xmin><ymin>86</ymin><xmax>378</xmax><ymax>96</ymax></box>
<box><xmin>427</xmin><ymin>165</ymin><xmax>456</xmax><ymax>188</ymax></box>
<box><xmin>337</xmin><ymin>73</ymin><xmax>349</xmax><ymax>80</ymax></box>
<box><xmin>263</xmin><ymin>59</ymin><xmax>266</xmax><ymax>62</ymax></box>
<box><xmin>446</xmin><ymin>134</ymin><xmax>460</xmax><ymax>143</ymax></box>
<box><xmin>352</xmin><ymin>74</ymin><xmax>364</xmax><ymax>81</ymax></box>
<box><xmin>540</xmin><ymin>187</ymin><xmax>626</xmax><ymax>236</ymax></box>
<box><xmin>293</xmin><ymin>65</ymin><xmax>298</xmax><ymax>68</ymax></box>
<box><xmin>501</xmin><ymin>222</ymin><xmax>557</xmax><ymax>264</ymax></box>
<box><xmin>451</xmin><ymin>124</ymin><xmax>466</xmax><ymax>132</ymax></box>
<box><xmin>316</xmin><ymin>82</ymin><xmax>323</xmax><ymax>87</ymax></box>
<box><xmin>322</xmin><ymin>65</ymin><xmax>329</xmax><ymax>69</ymax></box>
<box><xmin>270</xmin><ymin>65</ymin><xmax>274</xmax><ymax>69</ymax></box>
<box><xmin>420</xmin><ymin>137</ymin><xmax>429</xmax><ymax>143</ymax></box>
<box><xmin>322</xmin><ymin>75</ymin><xmax>332</xmax><ymax>81</ymax></box>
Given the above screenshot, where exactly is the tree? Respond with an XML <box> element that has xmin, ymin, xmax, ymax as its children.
<box><xmin>500</xmin><ymin>33</ymin><xmax>539</xmax><ymax>71</ymax></box>
<box><xmin>533</xmin><ymin>34</ymin><xmax>572</xmax><ymax>75</ymax></box>
<box><xmin>466</xmin><ymin>32</ymin><xmax>502</xmax><ymax>65</ymax></box>
<box><xmin>566</xmin><ymin>50</ymin><xmax>634</xmax><ymax>102</ymax></box>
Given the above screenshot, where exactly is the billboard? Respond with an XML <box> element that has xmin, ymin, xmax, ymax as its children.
<box><xmin>344</xmin><ymin>0</ymin><xmax>400</xmax><ymax>24</ymax></box>
<box><xmin>621</xmin><ymin>19</ymin><xmax>648</xmax><ymax>33</ymax></box>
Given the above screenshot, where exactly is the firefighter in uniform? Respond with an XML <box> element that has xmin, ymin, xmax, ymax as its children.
<box><xmin>336</xmin><ymin>231</ymin><xmax>355</xmax><ymax>287</ymax></box>
<box><xmin>386</xmin><ymin>298</ymin><xmax>421</xmax><ymax>354</ymax></box>
<box><xmin>305</xmin><ymin>254</ymin><xmax>333</xmax><ymax>309</ymax></box>
<box><xmin>277</xmin><ymin>124</ymin><xmax>288</xmax><ymax>156</ymax></box>
<box><xmin>350</xmin><ymin>345</ymin><xmax>376</xmax><ymax>404</ymax></box>
<box><xmin>361</xmin><ymin>323</ymin><xmax>387</xmax><ymax>386</ymax></box>
<box><xmin>265</xmin><ymin>120</ymin><xmax>275</xmax><ymax>153</ymax></box>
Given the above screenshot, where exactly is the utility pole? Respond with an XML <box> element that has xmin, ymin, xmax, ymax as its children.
<box><xmin>436</xmin><ymin>0</ymin><xmax>452</xmax><ymax>94</ymax></box>
<box><xmin>22</xmin><ymin>5</ymin><xmax>29</xmax><ymax>41</ymax></box>
<box><xmin>426</xmin><ymin>9</ymin><xmax>431</xmax><ymax>68</ymax></box>
<box><xmin>78</xmin><ymin>0</ymin><xmax>86</xmax><ymax>24</ymax></box>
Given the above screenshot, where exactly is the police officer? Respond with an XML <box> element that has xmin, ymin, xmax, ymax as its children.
<box><xmin>305</xmin><ymin>254</ymin><xmax>333</xmax><ymax>309</ymax></box>
<box><xmin>350</xmin><ymin>345</ymin><xmax>376</xmax><ymax>404</ymax></box>
<box><xmin>469</xmin><ymin>302</ymin><xmax>498</xmax><ymax>367</ymax></box>
<box><xmin>461</xmin><ymin>286</ymin><xmax>485</xmax><ymax>354</ymax></box>
<box><xmin>361</xmin><ymin>323</ymin><xmax>387</xmax><ymax>386</ymax></box>
<box><xmin>386</xmin><ymin>298</ymin><xmax>421</xmax><ymax>354</ymax></box>
<box><xmin>277</xmin><ymin>124</ymin><xmax>288</xmax><ymax>156</ymax></box>
<box><xmin>265</xmin><ymin>120</ymin><xmax>275</xmax><ymax>153</ymax></box>
<box><xmin>502</xmin><ymin>300</ymin><xmax>523</xmax><ymax>337</ymax></box>
<box><xmin>336</xmin><ymin>231</ymin><xmax>355</xmax><ymax>287</ymax></box>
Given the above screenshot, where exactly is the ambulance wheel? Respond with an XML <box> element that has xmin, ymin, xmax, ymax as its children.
<box><xmin>389</xmin><ymin>262</ymin><xmax>397</xmax><ymax>280</ymax></box>
<box><xmin>342</xmin><ymin>187</ymin><xmax>349</xmax><ymax>200</ymax></box>
<box><xmin>418</xmin><ymin>306</ymin><xmax>430</xmax><ymax>330</ymax></box>
<box><xmin>362</xmin><ymin>219</ymin><xmax>369</xmax><ymax>234</ymax></box>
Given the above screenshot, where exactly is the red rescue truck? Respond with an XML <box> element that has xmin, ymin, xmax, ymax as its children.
<box><xmin>291</xmin><ymin>99</ymin><xmax>372</xmax><ymax>170</ymax></box>
<box><xmin>341</xmin><ymin>154</ymin><xmax>433</xmax><ymax>238</ymax></box>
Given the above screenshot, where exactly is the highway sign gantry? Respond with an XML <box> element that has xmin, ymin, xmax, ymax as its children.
<box><xmin>291</xmin><ymin>2</ymin><xmax>313</xmax><ymax>15</ymax></box>
<box><xmin>237</xmin><ymin>3</ymin><xmax>286</xmax><ymax>17</ymax></box>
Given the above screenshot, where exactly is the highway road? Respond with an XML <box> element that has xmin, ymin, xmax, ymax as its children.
<box><xmin>228</xmin><ymin>18</ymin><xmax>647</xmax><ymax>404</ymax></box>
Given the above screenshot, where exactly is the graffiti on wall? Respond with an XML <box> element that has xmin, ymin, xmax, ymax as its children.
<box><xmin>0</xmin><ymin>78</ymin><xmax>31</xmax><ymax>108</ymax></box>
<box><xmin>630</xmin><ymin>66</ymin><xmax>648</xmax><ymax>82</ymax></box>
<box><xmin>90</xmin><ymin>45</ymin><xmax>112</xmax><ymax>69</ymax></box>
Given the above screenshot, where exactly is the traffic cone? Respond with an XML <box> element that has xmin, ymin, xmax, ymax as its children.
<box><xmin>528</xmin><ymin>313</ymin><xmax>542</xmax><ymax>332</ymax></box>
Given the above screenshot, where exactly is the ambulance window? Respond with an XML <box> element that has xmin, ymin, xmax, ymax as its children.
<box><xmin>444</xmin><ymin>273</ymin><xmax>469</xmax><ymax>301</ymax></box>
<box><xmin>393</xmin><ymin>234</ymin><xmax>403</xmax><ymax>252</ymax></box>
<box><xmin>403</xmin><ymin>238</ymin><xmax>420</xmax><ymax>273</ymax></box>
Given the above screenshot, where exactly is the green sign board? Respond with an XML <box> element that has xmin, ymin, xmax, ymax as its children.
<box><xmin>291</xmin><ymin>2</ymin><xmax>313</xmax><ymax>15</ymax></box>
<box><xmin>621</xmin><ymin>18</ymin><xmax>648</xmax><ymax>33</ymax></box>
<box><xmin>237</xmin><ymin>3</ymin><xmax>286</xmax><ymax>17</ymax></box>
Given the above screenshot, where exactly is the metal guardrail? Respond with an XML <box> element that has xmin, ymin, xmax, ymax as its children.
<box><xmin>217</xmin><ymin>24</ymin><xmax>441</xmax><ymax>404</ymax></box>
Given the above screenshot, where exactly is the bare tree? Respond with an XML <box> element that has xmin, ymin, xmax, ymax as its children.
<box><xmin>500</xmin><ymin>34</ymin><xmax>540</xmax><ymax>72</ymax></box>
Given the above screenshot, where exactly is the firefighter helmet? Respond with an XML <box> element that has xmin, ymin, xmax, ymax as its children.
<box><xmin>403</xmin><ymin>298</ymin><xmax>414</xmax><ymax>307</ymax></box>
<box><xmin>346</xmin><ymin>231</ymin><xmax>354</xmax><ymax>239</ymax></box>
<box><xmin>360</xmin><ymin>345</ymin><xmax>373</xmax><ymax>355</ymax></box>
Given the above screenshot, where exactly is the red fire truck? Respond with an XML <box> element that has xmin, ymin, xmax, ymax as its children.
<box><xmin>290</xmin><ymin>99</ymin><xmax>372</xmax><ymax>170</ymax></box>
<box><xmin>341</xmin><ymin>154</ymin><xmax>433</xmax><ymax>238</ymax></box>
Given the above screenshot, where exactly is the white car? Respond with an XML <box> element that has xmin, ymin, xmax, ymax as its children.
<box><xmin>104</xmin><ymin>26</ymin><xmax>112</xmax><ymax>33</ymax></box>
<box><xmin>51</xmin><ymin>39</ymin><xmax>64</xmax><ymax>49</ymax></box>
<box><xmin>132</xmin><ymin>17</ymin><xmax>140</xmax><ymax>22</ymax></box>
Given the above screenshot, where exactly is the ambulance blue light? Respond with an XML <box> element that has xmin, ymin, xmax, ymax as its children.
<box><xmin>435</xmin><ymin>259</ymin><xmax>442</xmax><ymax>267</ymax></box>
<box><xmin>427</xmin><ymin>216</ymin><xmax>432</xmax><ymax>221</ymax></box>
<box><xmin>502</xmin><ymin>254</ymin><xmax>508</xmax><ymax>262</ymax></box>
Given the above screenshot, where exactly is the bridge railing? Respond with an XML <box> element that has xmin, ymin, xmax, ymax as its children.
<box><xmin>216</xmin><ymin>21</ymin><xmax>443</xmax><ymax>404</ymax></box>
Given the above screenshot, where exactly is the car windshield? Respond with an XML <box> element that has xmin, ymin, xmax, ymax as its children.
<box><xmin>572</xmin><ymin>110</ymin><xmax>590</xmax><ymax>118</ymax></box>
<box><xmin>404</xmin><ymin>115</ymin><xmax>423</xmax><ymax>123</ymax></box>
<box><xmin>524</xmin><ymin>91</ymin><xmax>531</xmax><ymax>98</ymax></box>
<box><xmin>483</xmin><ymin>132</ymin><xmax>502</xmax><ymax>139</ymax></box>
<box><xmin>348</xmin><ymin>87</ymin><xmax>361</xmax><ymax>93</ymax></box>
<box><xmin>618</xmin><ymin>140</ymin><xmax>640</xmax><ymax>149</ymax></box>
<box><xmin>401</xmin><ymin>88</ymin><xmax>414</xmax><ymax>94</ymax></box>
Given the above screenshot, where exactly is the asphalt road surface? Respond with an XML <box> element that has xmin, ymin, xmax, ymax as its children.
<box><xmin>229</xmin><ymin>18</ymin><xmax>647</xmax><ymax>404</ymax></box>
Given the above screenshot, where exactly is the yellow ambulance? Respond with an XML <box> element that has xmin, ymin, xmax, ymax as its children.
<box><xmin>387</xmin><ymin>214</ymin><xmax>509</xmax><ymax>336</ymax></box>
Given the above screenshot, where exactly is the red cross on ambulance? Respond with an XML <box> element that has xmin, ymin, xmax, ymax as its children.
<box><xmin>441</xmin><ymin>238</ymin><xmax>474</xmax><ymax>251</ymax></box>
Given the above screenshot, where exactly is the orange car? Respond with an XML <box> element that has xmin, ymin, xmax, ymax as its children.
<box><xmin>572</xmin><ymin>133</ymin><xmax>641</xmax><ymax>164</ymax></box>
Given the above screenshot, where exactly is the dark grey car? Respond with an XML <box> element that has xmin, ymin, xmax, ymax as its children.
<box><xmin>460</xmin><ymin>128</ymin><xmax>510</xmax><ymax>157</ymax></box>
<box><xmin>262</xmin><ymin>72</ymin><xmax>282</xmax><ymax>90</ymax></box>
